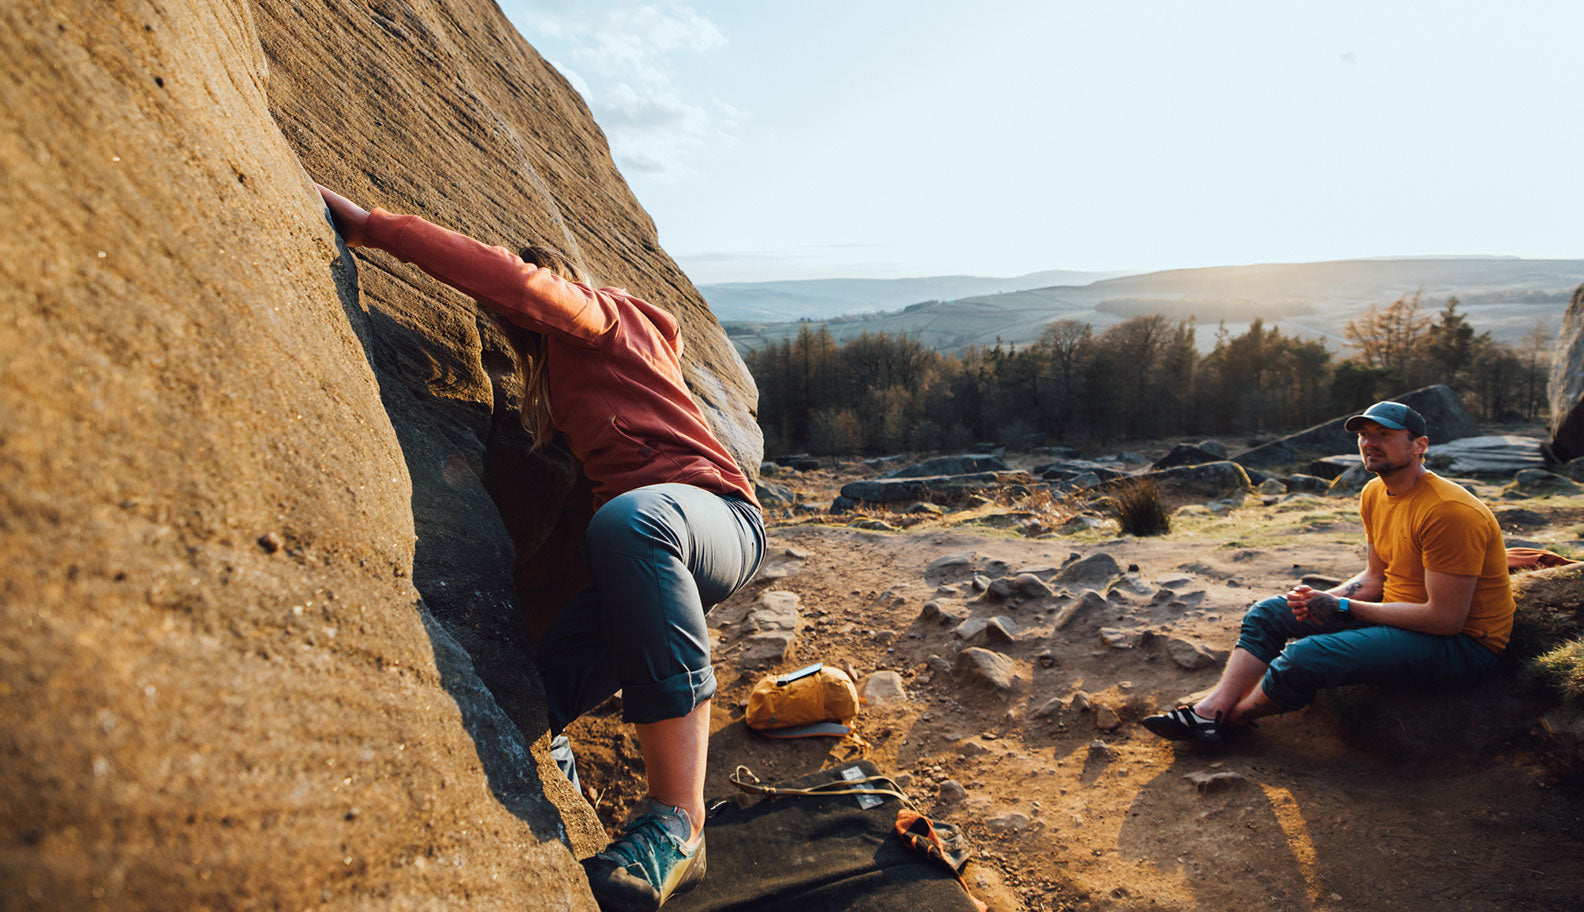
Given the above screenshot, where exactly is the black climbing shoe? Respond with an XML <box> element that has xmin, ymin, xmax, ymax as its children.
<box><xmin>1141</xmin><ymin>705</ymin><xmax>1227</xmax><ymax>746</ymax></box>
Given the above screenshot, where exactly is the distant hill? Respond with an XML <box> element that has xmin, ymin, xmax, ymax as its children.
<box><xmin>698</xmin><ymin>269</ymin><xmax>1130</xmax><ymax>322</ymax></box>
<box><xmin>722</xmin><ymin>257</ymin><xmax>1584</xmax><ymax>355</ymax></box>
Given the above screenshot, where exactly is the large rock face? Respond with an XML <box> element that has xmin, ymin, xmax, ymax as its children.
<box><xmin>253</xmin><ymin>0</ymin><xmax>762</xmax><ymax>638</ymax></box>
<box><xmin>1234</xmin><ymin>384</ymin><xmax>1477</xmax><ymax>468</ymax></box>
<box><xmin>1</xmin><ymin>0</ymin><xmax>759</xmax><ymax>907</ymax></box>
<box><xmin>1548</xmin><ymin>285</ymin><xmax>1584</xmax><ymax>462</ymax></box>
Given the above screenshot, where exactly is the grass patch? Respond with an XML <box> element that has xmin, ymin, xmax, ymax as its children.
<box><xmin>1101</xmin><ymin>480</ymin><xmax>1170</xmax><ymax>536</ymax></box>
<box><xmin>1533</xmin><ymin>638</ymin><xmax>1584</xmax><ymax>703</ymax></box>
<box><xmin>1509</xmin><ymin>565</ymin><xmax>1584</xmax><ymax>715</ymax></box>
<box><xmin>1148</xmin><ymin>492</ymin><xmax>1364</xmax><ymax>547</ymax></box>
<box><xmin>1296</xmin><ymin>507</ymin><xmax>1356</xmax><ymax>524</ymax></box>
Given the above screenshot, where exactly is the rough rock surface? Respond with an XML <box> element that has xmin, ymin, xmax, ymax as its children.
<box><xmin>884</xmin><ymin>453</ymin><xmax>1009</xmax><ymax>478</ymax></box>
<box><xmin>1054</xmin><ymin>590</ymin><xmax>1109</xmax><ymax>629</ymax></box>
<box><xmin>1150</xmin><ymin>444</ymin><xmax>1225</xmax><ymax>470</ymax></box>
<box><xmin>257</xmin><ymin>0</ymin><xmax>760</xmax><ymax>640</ymax></box>
<box><xmin>1329</xmin><ymin>463</ymin><xmax>1373</xmax><ymax>495</ymax></box>
<box><xmin>861</xmin><ymin>670</ymin><xmax>909</xmax><ymax>704</ymax></box>
<box><xmin>954</xmin><ymin>648</ymin><xmax>1018</xmax><ymax>691</ymax></box>
<box><xmin>1501</xmin><ymin>469</ymin><xmax>1582</xmax><ymax>498</ymax></box>
<box><xmin>1549</xmin><ymin>285</ymin><xmax>1584</xmax><ymax>462</ymax></box>
<box><xmin>1309</xmin><ymin>454</ymin><xmax>1361</xmax><ymax>479</ymax></box>
<box><xmin>834</xmin><ymin>471</ymin><xmax>1038</xmax><ymax>509</ymax></box>
<box><xmin>2</xmin><ymin>0</ymin><xmax>761</xmax><ymax>906</ymax></box>
<box><xmin>1286</xmin><ymin>473</ymin><xmax>1333</xmax><ymax>493</ymax></box>
<box><xmin>1010</xmin><ymin>573</ymin><xmax>1054</xmax><ymax>598</ymax></box>
<box><xmin>925</xmin><ymin>551</ymin><xmax>977</xmax><ymax>580</ymax></box>
<box><xmin>1234</xmin><ymin>384</ymin><xmax>1477</xmax><ymax>468</ymax></box>
<box><xmin>1057</xmin><ymin>553</ymin><xmax>1122</xmax><ymax>585</ymax></box>
<box><xmin>1166</xmin><ymin>637</ymin><xmax>1221</xmax><ymax>670</ymax></box>
<box><xmin>1033</xmin><ymin>458</ymin><xmax>1128</xmax><ymax>483</ymax></box>
<box><xmin>1428</xmin><ymin>436</ymin><xmax>1548</xmax><ymax>475</ymax></box>
<box><xmin>1185</xmin><ymin>770</ymin><xmax>1248</xmax><ymax>793</ymax></box>
<box><xmin>1124</xmin><ymin>461</ymin><xmax>1253</xmax><ymax>500</ymax></box>
<box><xmin>739</xmin><ymin>591</ymin><xmax>802</xmax><ymax>665</ymax></box>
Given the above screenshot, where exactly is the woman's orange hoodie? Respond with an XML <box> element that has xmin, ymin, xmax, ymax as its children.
<box><xmin>364</xmin><ymin>210</ymin><xmax>757</xmax><ymax>509</ymax></box>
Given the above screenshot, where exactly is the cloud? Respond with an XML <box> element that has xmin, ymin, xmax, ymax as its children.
<box><xmin>600</xmin><ymin>83</ymin><xmax>704</xmax><ymax>131</ymax></box>
<box><xmin>507</xmin><ymin>2</ymin><xmax>733</xmax><ymax>181</ymax></box>
<box><xmin>611</xmin><ymin>149</ymin><xmax>672</xmax><ymax>176</ymax></box>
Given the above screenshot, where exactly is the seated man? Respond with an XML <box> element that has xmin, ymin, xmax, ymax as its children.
<box><xmin>1143</xmin><ymin>400</ymin><xmax>1514</xmax><ymax>745</ymax></box>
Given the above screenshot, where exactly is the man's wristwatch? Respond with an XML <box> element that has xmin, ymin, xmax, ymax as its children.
<box><xmin>1337</xmin><ymin>597</ymin><xmax>1352</xmax><ymax>615</ymax></box>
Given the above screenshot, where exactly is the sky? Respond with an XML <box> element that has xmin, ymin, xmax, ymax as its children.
<box><xmin>500</xmin><ymin>1</ymin><xmax>1582</xmax><ymax>284</ymax></box>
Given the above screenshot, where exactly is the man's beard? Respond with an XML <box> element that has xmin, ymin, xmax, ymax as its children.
<box><xmin>1363</xmin><ymin>453</ymin><xmax>1412</xmax><ymax>476</ymax></box>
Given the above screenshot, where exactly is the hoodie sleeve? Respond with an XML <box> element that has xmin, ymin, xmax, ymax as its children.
<box><xmin>364</xmin><ymin>209</ymin><xmax>617</xmax><ymax>345</ymax></box>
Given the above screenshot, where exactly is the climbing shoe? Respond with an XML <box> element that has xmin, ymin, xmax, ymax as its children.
<box><xmin>1141</xmin><ymin>705</ymin><xmax>1226</xmax><ymax>746</ymax></box>
<box><xmin>582</xmin><ymin>799</ymin><xmax>704</xmax><ymax>912</ymax></box>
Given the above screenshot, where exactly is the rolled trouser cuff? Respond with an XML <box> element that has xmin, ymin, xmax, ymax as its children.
<box><xmin>621</xmin><ymin>664</ymin><xmax>717</xmax><ymax>724</ymax></box>
<box><xmin>1257</xmin><ymin>667</ymin><xmax>1313</xmax><ymax>711</ymax></box>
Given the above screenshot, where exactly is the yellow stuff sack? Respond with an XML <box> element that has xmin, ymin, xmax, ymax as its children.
<box><xmin>745</xmin><ymin>663</ymin><xmax>859</xmax><ymax>737</ymax></box>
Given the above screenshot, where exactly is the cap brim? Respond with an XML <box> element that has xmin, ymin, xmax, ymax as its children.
<box><xmin>1344</xmin><ymin>415</ymin><xmax>1407</xmax><ymax>433</ymax></box>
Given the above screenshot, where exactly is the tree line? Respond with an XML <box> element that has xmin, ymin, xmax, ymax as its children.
<box><xmin>744</xmin><ymin>293</ymin><xmax>1553</xmax><ymax>456</ymax></box>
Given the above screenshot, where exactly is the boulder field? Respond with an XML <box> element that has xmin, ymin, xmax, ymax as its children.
<box><xmin>1</xmin><ymin>0</ymin><xmax>758</xmax><ymax>907</ymax></box>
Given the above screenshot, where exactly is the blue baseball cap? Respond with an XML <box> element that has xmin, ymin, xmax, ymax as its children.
<box><xmin>1344</xmin><ymin>401</ymin><xmax>1428</xmax><ymax>439</ymax></box>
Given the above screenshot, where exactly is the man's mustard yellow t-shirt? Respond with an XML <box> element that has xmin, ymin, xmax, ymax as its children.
<box><xmin>1359</xmin><ymin>472</ymin><xmax>1514</xmax><ymax>653</ymax></box>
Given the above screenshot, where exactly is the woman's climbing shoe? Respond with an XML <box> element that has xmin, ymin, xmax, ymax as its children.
<box><xmin>581</xmin><ymin>799</ymin><xmax>705</xmax><ymax>912</ymax></box>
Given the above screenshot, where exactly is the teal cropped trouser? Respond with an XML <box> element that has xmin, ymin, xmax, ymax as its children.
<box><xmin>538</xmin><ymin>483</ymin><xmax>765</xmax><ymax>729</ymax></box>
<box><xmin>1239</xmin><ymin>596</ymin><xmax>1500</xmax><ymax>709</ymax></box>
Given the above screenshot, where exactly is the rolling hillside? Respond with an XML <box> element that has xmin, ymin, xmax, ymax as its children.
<box><xmin>721</xmin><ymin>257</ymin><xmax>1584</xmax><ymax>355</ymax></box>
<box><xmin>700</xmin><ymin>268</ymin><xmax>1129</xmax><ymax>322</ymax></box>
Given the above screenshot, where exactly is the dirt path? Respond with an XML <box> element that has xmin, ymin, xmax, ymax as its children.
<box><xmin>567</xmin><ymin>462</ymin><xmax>1584</xmax><ymax>911</ymax></box>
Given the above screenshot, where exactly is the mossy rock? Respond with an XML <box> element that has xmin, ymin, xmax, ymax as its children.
<box><xmin>1510</xmin><ymin>563</ymin><xmax>1584</xmax><ymax>661</ymax></box>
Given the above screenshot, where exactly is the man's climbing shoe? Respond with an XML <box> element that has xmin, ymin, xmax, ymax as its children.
<box><xmin>582</xmin><ymin>799</ymin><xmax>705</xmax><ymax>912</ymax></box>
<box><xmin>1141</xmin><ymin>705</ymin><xmax>1226</xmax><ymax>746</ymax></box>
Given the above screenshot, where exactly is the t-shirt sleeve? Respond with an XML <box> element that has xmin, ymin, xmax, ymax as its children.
<box><xmin>1418</xmin><ymin>501</ymin><xmax>1491</xmax><ymax>576</ymax></box>
<box><xmin>1359</xmin><ymin>480</ymin><xmax>1377</xmax><ymax>546</ymax></box>
<box><xmin>364</xmin><ymin>209</ymin><xmax>618</xmax><ymax>345</ymax></box>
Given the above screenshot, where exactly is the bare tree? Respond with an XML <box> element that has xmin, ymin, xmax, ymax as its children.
<box><xmin>1344</xmin><ymin>291</ymin><xmax>1430</xmax><ymax>383</ymax></box>
<box><xmin>1520</xmin><ymin>319</ymin><xmax>1555</xmax><ymax>421</ymax></box>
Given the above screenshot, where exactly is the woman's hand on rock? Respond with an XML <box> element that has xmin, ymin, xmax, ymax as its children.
<box><xmin>316</xmin><ymin>183</ymin><xmax>370</xmax><ymax>247</ymax></box>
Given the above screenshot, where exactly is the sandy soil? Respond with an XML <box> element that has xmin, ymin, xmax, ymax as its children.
<box><xmin>566</xmin><ymin>449</ymin><xmax>1584</xmax><ymax>912</ymax></box>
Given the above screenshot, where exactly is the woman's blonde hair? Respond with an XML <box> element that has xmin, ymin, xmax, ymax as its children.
<box><xmin>515</xmin><ymin>244</ymin><xmax>587</xmax><ymax>449</ymax></box>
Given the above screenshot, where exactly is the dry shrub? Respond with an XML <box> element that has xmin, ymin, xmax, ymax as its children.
<box><xmin>1104</xmin><ymin>480</ymin><xmax>1170</xmax><ymax>536</ymax></box>
<box><xmin>1017</xmin><ymin>486</ymin><xmax>1061</xmax><ymax>515</ymax></box>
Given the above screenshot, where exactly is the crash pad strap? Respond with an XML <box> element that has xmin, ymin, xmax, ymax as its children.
<box><xmin>728</xmin><ymin>764</ymin><xmax>913</xmax><ymax>808</ymax></box>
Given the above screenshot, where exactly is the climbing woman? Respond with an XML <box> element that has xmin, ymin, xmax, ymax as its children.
<box><xmin>317</xmin><ymin>184</ymin><xmax>765</xmax><ymax>912</ymax></box>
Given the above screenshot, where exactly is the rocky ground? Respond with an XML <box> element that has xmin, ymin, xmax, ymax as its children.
<box><xmin>565</xmin><ymin>437</ymin><xmax>1584</xmax><ymax>912</ymax></box>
